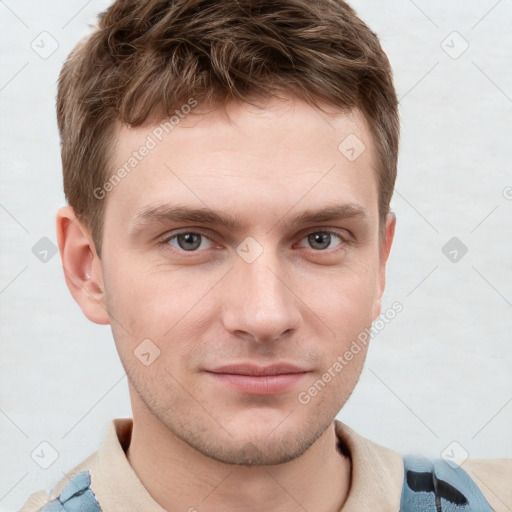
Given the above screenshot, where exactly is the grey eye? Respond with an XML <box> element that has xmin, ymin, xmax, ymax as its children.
<box><xmin>307</xmin><ymin>232</ymin><xmax>333</xmax><ymax>250</ymax></box>
<box><xmin>175</xmin><ymin>233</ymin><xmax>203</xmax><ymax>251</ymax></box>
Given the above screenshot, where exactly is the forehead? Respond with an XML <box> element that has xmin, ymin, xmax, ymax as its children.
<box><xmin>105</xmin><ymin>96</ymin><xmax>379</xmax><ymax>228</ymax></box>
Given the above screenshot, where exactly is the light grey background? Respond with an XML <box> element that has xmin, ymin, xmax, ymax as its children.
<box><xmin>1</xmin><ymin>1</ymin><xmax>511</xmax><ymax>510</ymax></box>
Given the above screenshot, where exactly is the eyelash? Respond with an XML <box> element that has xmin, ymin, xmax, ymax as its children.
<box><xmin>157</xmin><ymin>228</ymin><xmax>352</xmax><ymax>255</ymax></box>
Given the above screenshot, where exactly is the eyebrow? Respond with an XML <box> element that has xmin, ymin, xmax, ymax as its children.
<box><xmin>130</xmin><ymin>202</ymin><xmax>369</xmax><ymax>234</ymax></box>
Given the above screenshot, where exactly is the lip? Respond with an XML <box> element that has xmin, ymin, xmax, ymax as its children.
<box><xmin>208</xmin><ymin>363</ymin><xmax>307</xmax><ymax>376</ymax></box>
<box><xmin>205</xmin><ymin>363</ymin><xmax>309</xmax><ymax>395</ymax></box>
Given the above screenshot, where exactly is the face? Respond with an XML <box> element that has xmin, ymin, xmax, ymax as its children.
<box><xmin>75</xmin><ymin>95</ymin><xmax>395</xmax><ymax>465</ymax></box>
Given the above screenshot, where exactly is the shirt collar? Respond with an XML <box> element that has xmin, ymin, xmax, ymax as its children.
<box><xmin>92</xmin><ymin>417</ymin><xmax>403</xmax><ymax>511</ymax></box>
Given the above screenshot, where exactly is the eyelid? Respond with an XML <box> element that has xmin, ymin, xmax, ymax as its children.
<box><xmin>294</xmin><ymin>229</ymin><xmax>352</xmax><ymax>250</ymax></box>
<box><xmin>157</xmin><ymin>228</ymin><xmax>219</xmax><ymax>251</ymax></box>
<box><xmin>296</xmin><ymin>227</ymin><xmax>353</xmax><ymax>241</ymax></box>
<box><xmin>158</xmin><ymin>227</ymin><xmax>353</xmax><ymax>254</ymax></box>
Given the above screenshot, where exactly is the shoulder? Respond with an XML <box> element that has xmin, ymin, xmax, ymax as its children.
<box><xmin>18</xmin><ymin>451</ymin><xmax>101</xmax><ymax>512</ymax></box>
<box><xmin>334</xmin><ymin>420</ymin><xmax>511</xmax><ymax>512</ymax></box>
<box><xmin>462</xmin><ymin>458</ymin><xmax>512</xmax><ymax>512</ymax></box>
<box><xmin>401</xmin><ymin>455</ymin><xmax>512</xmax><ymax>512</ymax></box>
<box><xmin>18</xmin><ymin>490</ymin><xmax>51</xmax><ymax>512</ymax></box>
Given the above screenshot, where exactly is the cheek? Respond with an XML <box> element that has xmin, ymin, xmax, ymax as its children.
<box><xmin>316</xmin><ymin>260</ymin><xmax>378</xmax><ymax>326</ymax></box>
<box><xmin>103</xmin><ymin>242</ymin><xmax>379</xmax><ymax>361</ymax></box>
<box><xmin>103</xmin><ymin>262</ymin><xmax>193</xmax><ymax>334</ymax></box>
<box><xmin>103</xmin><ymin>263</ymin><xmax>224</xmax><ymax>377</ymax></box>
<box><xmin>308</xmin><ymin>262</ymin><xmax>377</xmax><ymax>379</ymax></box>
<box><xmin>297</xmin><ymin>344</ymin><xmax>369</xmax><ymax>411</ymax></box>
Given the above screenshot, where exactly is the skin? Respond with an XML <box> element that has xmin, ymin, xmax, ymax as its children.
<box><xmin>56</xmin><ymin>94</ymin><xmax>396</xmax><ymax>512</ymax></box>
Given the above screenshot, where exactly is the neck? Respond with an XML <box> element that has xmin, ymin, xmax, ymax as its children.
<box><xmin>125</xmin><ymin>401</ymin><xmax>351</xmax><ymax>512</ymax></box>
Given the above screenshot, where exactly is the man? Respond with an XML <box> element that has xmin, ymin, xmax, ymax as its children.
<box><xmin>20</xmin><ymin>0</ymin><xmax>511</xmax><ymax>511</ymax></box>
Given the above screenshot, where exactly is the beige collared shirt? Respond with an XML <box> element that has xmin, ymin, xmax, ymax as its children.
<box><xmin>19</xmin><ymin>418</ymin><xmax>511</xmax><ymax>512</ymax></box>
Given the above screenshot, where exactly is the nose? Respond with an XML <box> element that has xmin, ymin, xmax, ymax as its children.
<box><xmin>220</xmin><ymin>249</ymin><xmax>302</xmax><ymax>343</ymax></box>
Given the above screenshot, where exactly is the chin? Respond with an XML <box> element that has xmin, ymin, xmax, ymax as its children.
<box><xmin>182</xmin><ymin>408</ymin><xmax>333</xmax><ymax>467</ymax></box>
<box><xmin>198</xmin><ymin>432</ymin><xmax>314</xmax><ymax>467</ymax></box>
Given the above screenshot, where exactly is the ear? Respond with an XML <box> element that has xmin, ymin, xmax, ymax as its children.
<box><xmin>372</xmin><ymin>211</ymin><xmax>396</xmax><ymax>321</ymax></box>
<box><xmin>56</xmin><ymin>206</ymin><xmax>110</xmax><ymax>325</ymax></box>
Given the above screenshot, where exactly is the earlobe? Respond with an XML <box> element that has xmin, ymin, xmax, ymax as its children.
<box><xmin>56</xmin><ymin>206</ymin><xmax>110</xmax><ymax>325</ymax></box>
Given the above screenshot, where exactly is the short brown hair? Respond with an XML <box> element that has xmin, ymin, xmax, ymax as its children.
<box><xmin>57</xmin><ymin>0</ymin><xmax>399</xmax><ymax>257</ymax></box>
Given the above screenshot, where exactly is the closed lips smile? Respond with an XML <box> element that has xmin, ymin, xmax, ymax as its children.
<box><xmin>205</xmin><ymin>364</ymin><xmax>309</xmax><ymax>395</ymax></box>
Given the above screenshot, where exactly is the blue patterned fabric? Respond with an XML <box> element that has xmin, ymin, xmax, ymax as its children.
<box><xmin>38</xmin><ymin>471</ymin><xmax>102</xmax><ymax>512</ymax></box>
<box><xmin>400</xmin><ymin>456</ymin><xmax>494</xmax><ymax>511</ymax></box>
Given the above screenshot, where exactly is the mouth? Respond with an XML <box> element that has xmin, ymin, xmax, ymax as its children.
<box><xmin>204</xmin><ymin>363</ymin><xmax>309</xmax><ymax>395</ymax></box>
